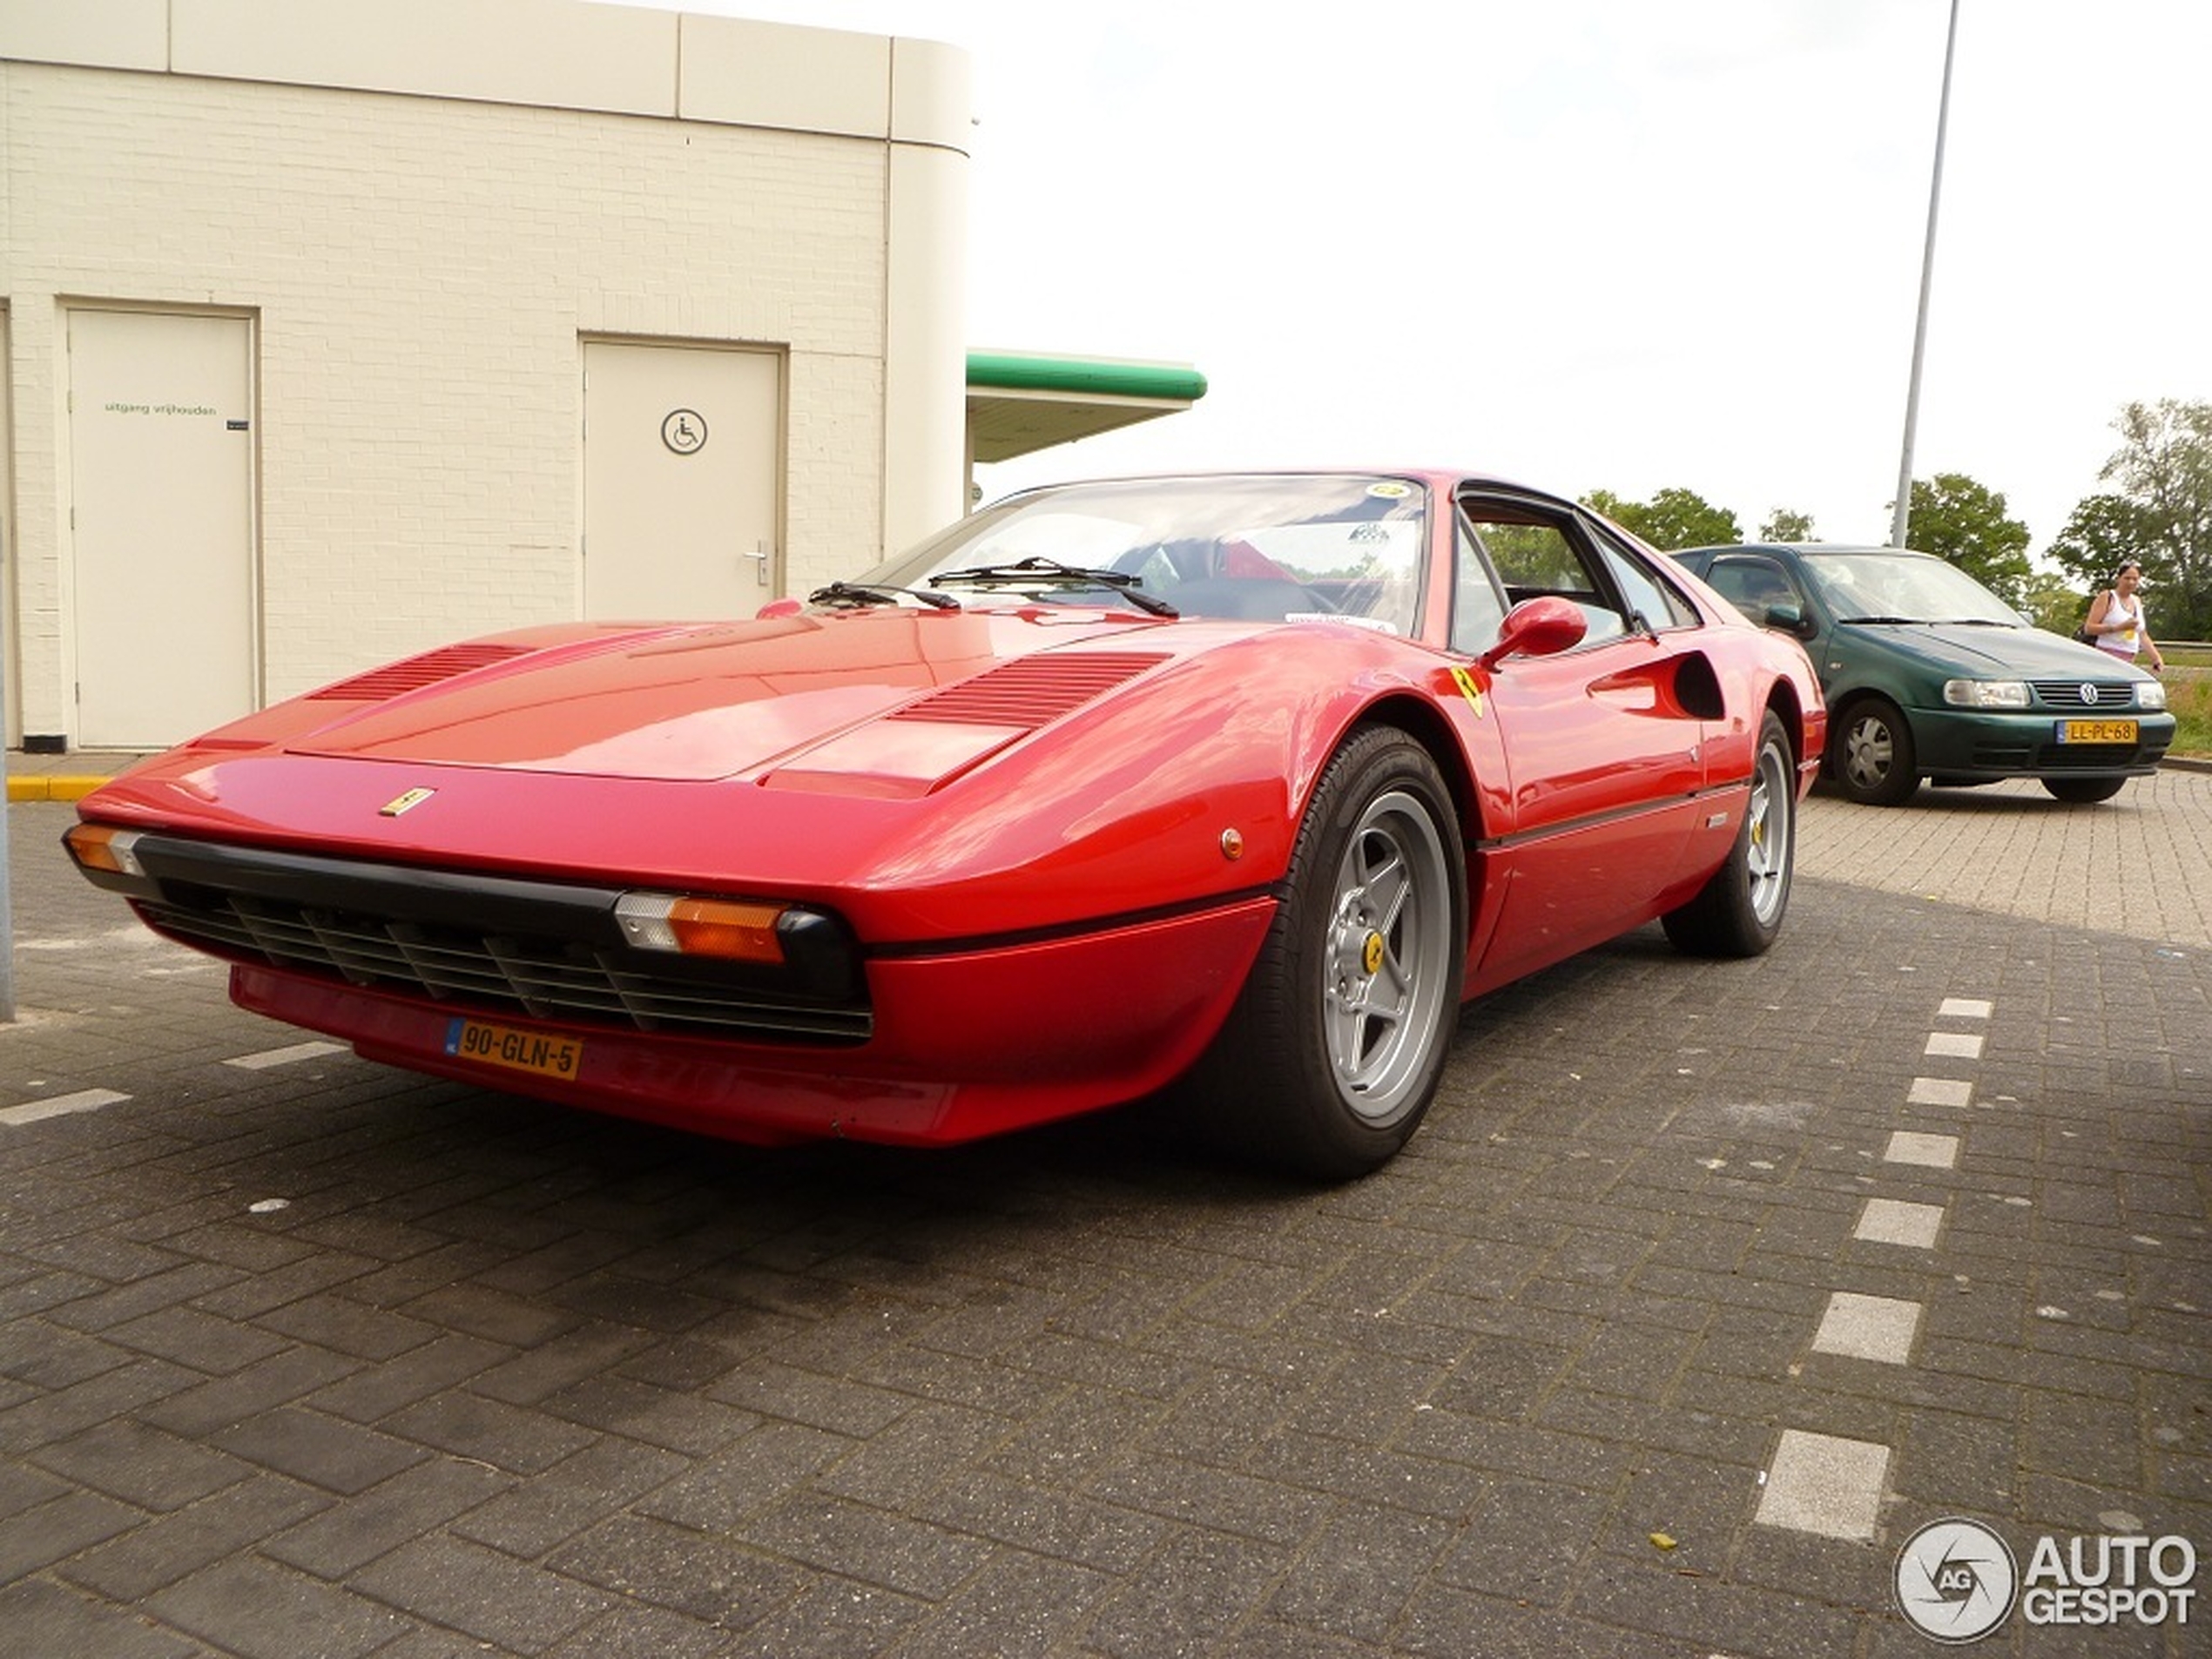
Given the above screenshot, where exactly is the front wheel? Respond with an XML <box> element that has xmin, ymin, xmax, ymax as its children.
<box><xmin>1663</xmin><ymin>710</ymin><xmax>1797</xmax><ymax>957</ymax></box>
<box><xmin>1190</xmin><ymin>725</ymin><xmax>1467</xmax><ymax>1180</ymax></box>
<box><xmin>1831</xmin><ymin>698</ymin><xmax>1919</xmax><ymax>806</ymax></box>
<box><xmin>2041</xmin><ymin>775</ymin><xmax>2128</xmax><ymax>804</ymax></box>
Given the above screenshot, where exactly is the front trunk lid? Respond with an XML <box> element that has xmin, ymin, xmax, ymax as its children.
<box><xmin>286</xmin><ymin>609</ymin><xmax>1168</xmax><ymax>782</ymax></box>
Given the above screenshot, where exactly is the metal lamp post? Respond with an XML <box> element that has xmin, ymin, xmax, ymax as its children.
<box><xmin>1891</xmin><ymin>0</ymin><xmax>1963</xmax><ymax>548</ymax></box>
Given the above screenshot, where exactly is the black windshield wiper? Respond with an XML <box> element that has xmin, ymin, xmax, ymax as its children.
<box><xmin>807</xmin><ymin>580</ymin><xmax>959</xmax><ymax>610</ymax></box>
<box><xmin>930</xmin><ymin>556</ymin><xmax>1178</xmax><ymax>617</ymax></box>
<box><xmin>1941</xmin><ymin>617</ymin><xmax>2016</xmax><ymax>627</ymax></box>
<box><xmin>1835</xmin><ymin>616</ymin><xmax>1922</xmax><ymax>625</ymax></box>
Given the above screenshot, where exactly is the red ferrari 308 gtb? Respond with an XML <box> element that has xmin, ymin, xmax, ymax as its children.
<box><xmin>67</xmin><ymin>470</ymin><xmax>1824</xmax><ymax>1177</ymax></box>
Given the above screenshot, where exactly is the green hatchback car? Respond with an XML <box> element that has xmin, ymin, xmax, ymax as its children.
<box><xmin>1672</xmin><ymin>543</ymin><xmax>2174</xmax><ymax>806</ymax></box>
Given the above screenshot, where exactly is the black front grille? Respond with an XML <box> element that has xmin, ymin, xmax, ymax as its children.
<box><xmin>138</xmin><ymin>894</ymin><xmax>873</xmax><ymax>1042</ymax></box>
<box><xmin>2031</xmin><ymin>679</ymin><xmax>2147</xmax><ymax>711</ymax></box>
<box><xmin>95</xmin><ymin>834</ymin><xmax>872</xmax><ymax>1046</ymax></box>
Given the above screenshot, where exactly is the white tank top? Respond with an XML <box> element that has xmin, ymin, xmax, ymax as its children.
<box><xmin>2096</xmin><ymin>591</ymin><xmax>2141</xmax><ymax>657</ymax></box>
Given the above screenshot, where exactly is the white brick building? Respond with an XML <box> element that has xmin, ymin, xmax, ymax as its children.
<box><xmin>0</xmin><ymin>0</ymin><xmax>973</xmax><ymax>750</ymax></box>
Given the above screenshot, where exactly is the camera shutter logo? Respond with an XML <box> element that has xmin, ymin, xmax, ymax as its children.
<box><xmin>1896</xmin><ymin>1518</ymin><xmax>2020</xmax><ymax>1642</ymax></box>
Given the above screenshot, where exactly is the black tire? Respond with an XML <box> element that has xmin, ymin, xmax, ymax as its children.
<box><xmin>1663</xmin><ymin>711</ymin><xmax>1796</xmax><ymax>958</ymax></box>
<box><xmin>2041</xmin><ymin>775</ymin><xmax>2128</xmax><ymax>804</ymax></box>
<box><xmin>1831</xmin><ymin>697</ymin><xmax>1919</xmax><ymax>806</ymax></box>
<box><xmin>1190</xmin><ymin>725</ymin><xmax>1466</xmax><ymax>1180</ymax></box>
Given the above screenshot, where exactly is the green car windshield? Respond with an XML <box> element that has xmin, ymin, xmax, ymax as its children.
<box><xmin>1801</xmin><ymin>551</ymin><xmax>2021</xmax><ymax>625</ymax></box>
<box><xmin>863</xmin><ymin>474</ymin><xmax>1430</xmax><ymax>635</ymax></box>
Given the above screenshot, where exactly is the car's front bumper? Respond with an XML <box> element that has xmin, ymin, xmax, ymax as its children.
<box><xmin>226</xmin><ymin>891</ymin><xmax>1278</xmax><ymax>1147</ymax></box>
<box><xmin>1910</xmin><ymin>705</ymin><xmax>2175</xmax><ymax>782</ymax></box>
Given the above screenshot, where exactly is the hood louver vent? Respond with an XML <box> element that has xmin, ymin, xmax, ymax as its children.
<box><xmin>307</xmin><ymin>644</ymin><xmax>534</xmax><ymax>701</ymax></box>
<box><xmin>889</xmin><ymin>652</ymin><xmax>1169</xmax><ymax>730</ymax></box>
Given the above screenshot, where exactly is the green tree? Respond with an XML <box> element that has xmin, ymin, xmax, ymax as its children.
<box><xmin>2075</xmin><ymin>398</ymin><xmax>2212</xmax><ymax>640</ymax></box>
<box><xmin>1758</xmin><ymin>508</ymin><xmax>1815</xmax><ymax>543</ymax></box>
<box><xmin>2017</xmin><ymin>566</ymin><xmax>2087</xmax><ymax>636</ymax></box>
<box><xmin>1899</xmin><ymin>473</ymin><xmax>2032</xmax><ymax>607</ymax></box>
<box><xmin>1583</xmin><ymin>486</ymin><xmax>1741</xmax><ymax>550</ymax></box>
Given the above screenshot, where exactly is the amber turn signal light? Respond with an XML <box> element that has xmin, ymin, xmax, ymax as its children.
<box><xmin>614</xmin><ymin>893</ymin><xmax>788</xmax><ymax>964</ymax></box>
<box><xmin>64</xmin><ymin>822</ymin><xmax>147</xmax><ymax>879</ymax></box>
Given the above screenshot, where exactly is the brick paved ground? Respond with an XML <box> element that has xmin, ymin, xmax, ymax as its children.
<box><xmin>0</xmin><ymin>777</ymin><xmax>2205</xmax><ymax>1657</ymax></box>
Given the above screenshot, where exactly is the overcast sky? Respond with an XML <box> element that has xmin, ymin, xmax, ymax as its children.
<box><xmin>614</xmin><ymin>0</ymin><xmax>2209</xmax><ymax>555</ymax></box>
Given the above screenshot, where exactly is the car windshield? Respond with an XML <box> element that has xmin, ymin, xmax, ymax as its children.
<box><xmin>860</xmin><ymin>474</ymin><xmax>1430</xmax><ymax>634</ymax></box>
<box><xmin>1799</xmin><ymin>550</ymin><xmax>2021</xmax><ymax>625</ymax></box>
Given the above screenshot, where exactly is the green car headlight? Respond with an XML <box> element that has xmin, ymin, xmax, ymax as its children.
<box><xmin>1942</xmin><ymin>679</ymin><xmax>2030</xmax><ymax>708</ymax></box>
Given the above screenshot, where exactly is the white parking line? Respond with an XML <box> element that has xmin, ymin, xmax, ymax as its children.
<box><xmin>0</xmin><ymin>1089</ymin><xmax>131</xmax><ymax>1127</ymax></box>
<box><xmin>1907</xmin><ymin>1076</ymin><xmax>1974</xmax><ymax>1108</ymax></box>
<box><xmin>225</xmin><ymin>1041</ymin><xmax>347</xmax><ymax>1071</ymax></box>
<box><xmin>1924</xmin><ymin>1031</ymin><xmax>1986</xmax><ymax>1060</ymax></box>
<box><xmin>1885</xmin><ymin>1130</ymin><xmax>1960</xmax><ymax>1169</ymax></box>
<box><xmin>1857</xmin><ymin>1197</ymin><xmax>1946</xmax><ymax>1248</ymax></box>
<box><xmin>1812</xmin><ymin>1291</ymin><xmax>1922</xmax><ymax>1364</ymax></box>
<box><xmin>1754</xmin><ymin>1429</ymin><xmax>1890</xmax><ymax>1541</ymax></box>
<box><xmin>1938</xmin><ymin>997</ymin><xmax>1993</xmax><ymax>1020</ymax></box>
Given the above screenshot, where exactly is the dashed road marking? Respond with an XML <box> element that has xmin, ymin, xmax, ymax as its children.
<box><xmin>225</xmin><ymin>1041</ymin><xmax>347</xmax><ymax>1071</ymax></box>
<box><xmin>0</xmin><ymin>1088</ymin><xmax>130</xmax><ymax>1127</ymax></box>
<box><xmin>1857</xmin><ymin>1197</ymin><xmax>1945</xmax><ymax>1248</ymax></box>
<box><xmin>1754</xmin><ymin>1428</ymin><xmax>1890</xmax><ymax>1541</ymax></box>
<box><xmin>1764</xmin><ymin>995</ymin><xmax>1991</xmax><ymax>1542</ymax></box>
<box><xmin>1885</xmin><ymin>1130</ymin><xmax>1959</xmax><ymax>1168</ymax></box>
<box><xmin>1812</xmin><ymin>1291</ymin><xmax>1922</xmax><ymax>1364</ymax></box>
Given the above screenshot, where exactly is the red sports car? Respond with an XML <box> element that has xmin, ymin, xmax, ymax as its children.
<box><xmin>66</xmin><ymin>471</ymin><xmax>1824</xmax><ymax>1177</ymax></box>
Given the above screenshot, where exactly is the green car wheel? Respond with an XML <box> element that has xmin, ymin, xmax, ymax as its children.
<box><xmin>1834</xmin><ymin>698</ymin><xmax>1919</xmax><ymax>806</ymax></box>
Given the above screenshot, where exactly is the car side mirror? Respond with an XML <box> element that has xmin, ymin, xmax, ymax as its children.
<box><xmin>1762</xmin><ymin>599</ymin><xmax>1812</xmax><ymax>638</ymax></box>
<box><xmin>1480</xmin><ymin>595</ymin><xmax>1588</xmax><ymax>669</ymax></box>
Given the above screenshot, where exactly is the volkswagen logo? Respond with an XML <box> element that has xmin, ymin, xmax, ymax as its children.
<box><xmin>2080</xmin><ymin>684</ymin><xmax>2101</xmax><ymax>706</ymax></box>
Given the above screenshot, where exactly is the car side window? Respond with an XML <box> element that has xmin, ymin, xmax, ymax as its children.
<box><xmin>1450</xmin><ymin>511</ymin><xmax>1509</xmax><ymax>655</ymax></box>
<box><xmin>1461</xmin><ymin>502</ymin><xmax>1628</xmax><ymax>645</ymax></box>
<box><xmin>1590</xmin><ymin>528</ymin><xmax>1701</xmax><ymax>631</ymax></box>
<box><xmin>1705</xmin><ymin>556</ymin><xmax>1806</xmax><ymax>627</ymax></box>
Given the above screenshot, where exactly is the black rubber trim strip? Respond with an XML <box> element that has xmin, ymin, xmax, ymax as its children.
<box><xmin>1469</xmin><ymin>778</ymin><xmax>1750</xmax><ymax>855</ymax></box>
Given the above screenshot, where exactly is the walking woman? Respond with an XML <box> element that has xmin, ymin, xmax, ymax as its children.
<box><xmin>2085</xmin><ymin>561</ymin><xmax>2166</xmax><ymax>672</ymax></box>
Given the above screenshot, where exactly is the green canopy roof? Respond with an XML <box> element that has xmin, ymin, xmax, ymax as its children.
<box><xmin>965</xmin><ymin>350</ymin><xmax>1207</xmax><ymax>464</ymax></box>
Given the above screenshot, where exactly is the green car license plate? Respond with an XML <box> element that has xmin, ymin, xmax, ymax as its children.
<box><xmin>2056</xmin><ymin>718</ymin><xmax>2138</xmax><ymax>745</ymax></box>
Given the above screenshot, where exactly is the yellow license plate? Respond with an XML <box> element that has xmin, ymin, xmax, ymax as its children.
<box><xmin>443</xmin><ymin>1017</ymin><xmax>582</xmax><ymax>1082</ymax></box>
<box><xmin>2057</xmin><ymin>719</ymin><xmax>2138</xmax><ymax>745</ymax></box>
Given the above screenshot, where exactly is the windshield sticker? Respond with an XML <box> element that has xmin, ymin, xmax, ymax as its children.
<box><xmin>1366</xmin><ymin>481</ymin><xmax>1413</xmax><ymax>500</ymax></box>
<box><xmin>1287</xmin><ymin>612</ymin><xmax>1399</xmax><ymax>634</ymax></box>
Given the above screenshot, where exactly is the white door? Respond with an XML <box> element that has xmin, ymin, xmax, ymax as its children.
<box><xmin>582</xmin><ymin>341</ymin><xmax>782</xmax><ymax>618</ymax></box>
<box><xmin>68</xmin><ymin>308</ymin><xmax>256</xmax><ymax>748</ymax></box>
